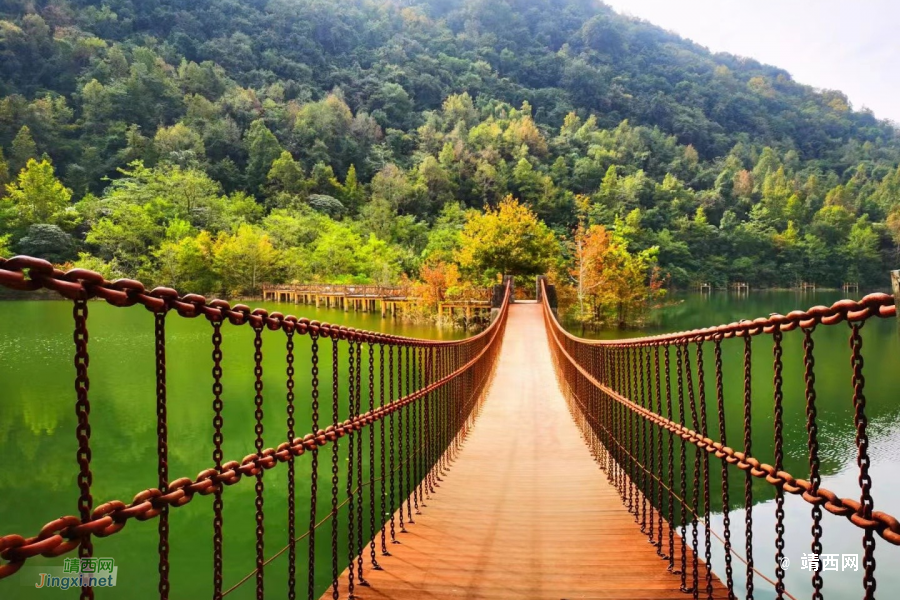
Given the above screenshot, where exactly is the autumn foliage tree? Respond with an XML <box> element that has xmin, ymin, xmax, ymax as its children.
<box><xmin>569</xmin><ymin>222</ymin><xmax>663</xmax><ymax>328</ymax></box>
<box><xmin>414</xmin><ymin>260</ymin><xmax>461</xmax><ymax>311</ymax></box>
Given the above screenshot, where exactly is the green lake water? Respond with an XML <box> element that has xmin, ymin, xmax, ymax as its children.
<box><xmin>1</xmin><ymin>292</ymin><xmax>899</xmax><ymax>599</ymax></box>
<box><xmin>566</xmin><ymin>291</ymin><xmax>900</xmax><ymax>599</ymax></box>
<box><xmin>0</xmin><ymin>299</ymin><xmax>463</xmax><ymax>599</ymax></box>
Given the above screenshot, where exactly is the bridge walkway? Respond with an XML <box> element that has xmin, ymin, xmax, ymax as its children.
<box><xmin>327</xmin><ymin>302</ymin><xmax>727</xmax><ymax>599</ymax></box>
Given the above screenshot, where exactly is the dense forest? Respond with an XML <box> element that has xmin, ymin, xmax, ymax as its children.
<box><xmin>2</xmin><ymin>0</ymin><xmax>900</xmax><ymax>295</ymax></box>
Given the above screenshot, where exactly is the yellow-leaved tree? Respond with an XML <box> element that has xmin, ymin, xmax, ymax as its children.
<box><xmin>455</xmin><ymin>195</ymin><xmax>557</xmax><ymax>282</ymax></box>
<box><xmin>569</xmin><ymin>222</ymin><xmax>663</xmax><ymax>328</ymax></box>
<box><xmin>212</xmin><ymin>224</ymin><xmax>279</xmax><ymax>296</ymax></box>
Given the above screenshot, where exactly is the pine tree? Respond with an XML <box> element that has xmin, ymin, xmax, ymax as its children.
<box><xmin>245</xmin><ymin>120</ymin><xmax>283</xmax><ymax>193</ymax></box>
<box><xmin>10</xmin><ymin>125</ymin><xmax>38</xmax><ymax>174</ymax></box>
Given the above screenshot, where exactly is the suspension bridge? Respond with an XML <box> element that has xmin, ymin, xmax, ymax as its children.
<box><xmin>0</xmin><ymin>255</ymin><xmax>898</xmax><ymax>600</ymax></box>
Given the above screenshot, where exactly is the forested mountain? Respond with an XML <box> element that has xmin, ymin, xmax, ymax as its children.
<box><xmin>1</xmin><ymin>0</ymin><xmax>899</xmax><ymax>291</ymax></box>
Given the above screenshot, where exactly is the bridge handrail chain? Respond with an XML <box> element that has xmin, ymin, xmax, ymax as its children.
<box><xmin>0</xmin><ymin>255</ymin><xmax>512</xmax><ymax>582</ymax></box>
<box><xmin>539</xmin><ymin>280</ymin><xmax>900</xmax><ymax>548</ymax></box>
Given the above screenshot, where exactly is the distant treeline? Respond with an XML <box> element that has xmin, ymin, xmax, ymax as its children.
<box><xmin>1</xmin><ymin>0</ymin><xmax>899</xmax><ymax>294</ymax></box>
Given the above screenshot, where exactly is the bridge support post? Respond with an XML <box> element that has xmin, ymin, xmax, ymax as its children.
<box><xmin>490</xmin><ymin>276</ymin><xmax>512</xmax><ymax>321</ymax></box>
<box><xmin>537</xmin><ymin>275</ymin><xmax>558</xmax><ymax>320</ymax></box>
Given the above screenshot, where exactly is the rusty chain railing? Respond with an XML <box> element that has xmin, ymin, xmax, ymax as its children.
<box><xmin>0</xmin><ymin>255</ymin><xmax>510</xmax><ymax>599</ymax></box>
<box><xmin>541</xmin><ymin>279</ymin><xmax>900</xmax><ymax>600</ymax></box>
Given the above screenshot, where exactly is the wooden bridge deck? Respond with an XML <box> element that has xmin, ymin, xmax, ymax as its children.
<box><xmin>327</xmin><ymin>303</ymin><xmax>727</xmax><ymax>599</ymax></box>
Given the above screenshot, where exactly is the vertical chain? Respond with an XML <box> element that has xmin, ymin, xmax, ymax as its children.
<box><xmin>664</xmin><ymin>345</ymin><xmax>675</xmax><ymax>570</ymax></box>
<box><xmin>413</xmin><ymin>347</ymin><xmax>422</xmax><ymax>516</ymax></box>
<box><xmin>714</xmin><ymin>337</ymin><xmax>735</xmax><ymax>599</ymax></box>
<box><xmin>307</xmin><ymin>330</ymin><xmax>320</xmax><ymax>600</ymax></box>
<box><xmin>694</xmin><ymin>341</ymin><xmax>713</xmax><ymax>600</ymax></box>
<box><xmin>773</xmin><ymin>328</ymin><xmax>786</xmax><ymax>600</ymax></box>
<box><xmin>626</xmin><ymin>346</ymin><xmax>635</xmax><ymax>515</ymax></box>
<box><xmin>675</xmin><ymin>343</ymin><xmax>688</xmax><ymax>590</ymax></box>
<box><xmin>850</xmin><ymin>323</ymin><xmax>876</xmax><ymax>600</ymax></box>
<box><xmin>346</xmin><ymin>340</ymin><xmax>357</xmax><ymax>599</ymax></box>
<box><xmin>426</xmin><ymin>348</ymin><xmax>435</xmax><ymax>497</ymax></box>
<box><xmin>802</xmin><ymin>327</ymin><xmax>823</xmax><ymax>600</ymax></box>
<box><xmin>397</xmin><ymin>345</ymin><xmax>406</xmax><ymax>534</ymax></box>
<box><xmin>742</xmin><ymin>334</ymin><xmax>754</xmax><ymax>600</ymax></box>
<box><xmin>73</xmin><ymin>299</ymin><xmax>93</xmax><ymax>600</ymax></box>
<box><xmin>286</xmin><ymin>329</ymin><xmax>297</xmax><ymax>600</ymax></box>
<box><xmin>389</xmin><ymin>345</ymin><xmax>397</xmax><ymax>545</ymax></box>
<box><xmin>638</xmin><ymin>345</ymin><xmax>648</xmax><ymax>533</ymax></box>
<box><xmin>155</xmin><ymin>311</ymin><xmax>170</xmax><ymax>600</ymax></box>
<box><xmin>355</xmin><ymin>340</ymin><xmax>366</xmax><ymax>587</ymax></box>
<box><xmin>614</xmin><ymin>347</ymin><xmax>623</xmax><ymax>498</ymax></box>
<box><xmin>378</xmin><ymin>343</ymin><xmax>389</xmax><ymax>556</ymax></box>
<box><xmin>253</xmin><ymin>326</ymin><xmax>265</xmax><ymax>600</ymax></box>
<box><xmin>405</xmin><ymin>345</ymin><xmax>414</xmax><ymax>525</ymax></box>
<box><xmin>211</xmin><ymin>322</ymin><xmax>224</xmax><ymax>600</ymax></box>
<box><xmin>367</xmin><ymin>342</ymin><xmax>380</xmax><ymax>570</ymax></box>
<box><xmin>683</xmin><ymin>342</ymin><xmax>700</xmax><ymax>598</ymax></box>
<box><xmin>654</xmin><ymin>345</ymin><xmax>665</xmax><ymax>556</ymax></box>
<box><xmin>644</xmin><ymin>345</ymin><xmax>654</xmax><ymax>543</ymax></box>
<box><xmin>330</xmin><ymin>338</ymin><xmax>340</xmax><ymax>600</ymax></box>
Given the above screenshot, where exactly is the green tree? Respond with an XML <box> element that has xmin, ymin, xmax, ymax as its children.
<box><xmin>102</xmin><ymin>162</ymin><xmax>223</xmax><ymax>229</ymax></box>
<box><xmin>85</xmin><ymin>203</ymin><xmax>162</xmax><ymax>273</ymax></box>
<box><xmin>307</xmin><ymin>223</ymin><xmax>362</xmax><ymax>281</ymax></box>
<box><xmin>154</xmin><ymin>231</ymin><xmax>217</xmax><ymax>292</ymax></box>
<box><xmin>0</xmin><ymin>147</ymin><xmax>9</xmax><ymax>195</ymax></box>
<box><xmin>16</xmin><ymin>224</ymin><xmax>75</xmax><ymax>263</ymax></box>
<box><xmin>154</xmin><ymin>122</ymin><xmax>206</xmax><ymax>165</ymax></box>
<box><xmin>5</xmin><ymin>159</ymin><xmax>72</xmax><ymax>229</ymax></box>
<box><xmin>10</xmin><ymin>125</ymin><xmax>37</xmax><ymax>173</ymax></box>
<box><xmin>245</xmin><ymin>119</ymin><xmax>283</xmax><ymax>192</ymax></box>
<box><xmin>416</xmin><ymin>156</ymin><xmax>455</xmax><ymax>214</ymax></box>
<box><xmin>337</xmin><ymin>164</ymin><xmax>365</xmax><ymax>211</ymax></box>
<box><xmin>266</xmin><ymin>150</ymin><xmax>306</xmax><ymax>198</ymax></box>
<box><xmin>0</xmin><ymin>234</ymin><xmax>12</xmax><ymax>257</ymax></box>
<box><xmin>370</xmin><ymin>164</ymin><xmax>416</xmax><ymax>211</ymax></box>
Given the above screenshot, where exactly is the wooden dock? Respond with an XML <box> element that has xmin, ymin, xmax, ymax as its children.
<box><xmin>325</xmin><ymin>303</ymin><xmax>727</xmax><ymax>599</ymax></box>
<box><xmin>262</xmin><ymin>283</ymin><xmax>412</xmax><ymax>317</ymax></box>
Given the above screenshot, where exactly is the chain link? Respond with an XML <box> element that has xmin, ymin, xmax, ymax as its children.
<box><xmin>368</xmin><ymin>343</ymin><xmax>380</xmax><ymax>570</ymax></box>
<box><xmin>713</xmin><ymin>338</ymin><xmax>735</xmax><ymax>599</ymax></box>
<box><xmin>743</xmin><ymin>334</ymin><xmax>754</xmax><ymax>600</ymax></box>
<box><xmin>211</xmin><ymin>322</ymin><xmax>224</xmax><ymax>600</ymax></box>
<box><xmin>850</xmin><ymin>323</ymin><xmax>876</xmax><ymax>600</ymax></box>
<box><xmin>155</xmin><ymin>311</ymin><xmax>170</xmax><ymax>600</ymax></box>
<box><xmin>253</xmin><ymin>326</ymin><xmax>265</xmax><ymax>600</ymax></box>
<box><xmin>379</xmin><ymin>343</ymin><xmax>389</xmax><ymax>556</ymax></box>
<box><xmin>773</xmin><ymin>328</ymin><xmax>786</xmax><ymax>600</ymax></box>
<box><xmin>307</xmin><ymin>331</ymin><xmax>319</xmax><ymax>600</ymax></box>
<box><xmin>330</xmin><ymin>339</ymin><xmax>340</xmax><ymax>600</ymax></box>
<box><xmin>802</xmin><ymin>328</ymin><xmax>823</xmax><ymax>600</ymax></box>
<box><xmin>346</xmin><ymin>340</ymin><xmax>356</xmax><ymax>599</ymax></box>
<box><xmin>73</xmin><ymin>299</ymin><xmax>93</xmax><ymax>600</ymax></box>
<box><xmin>683</xmin><ymin>342</ymin><xmax>700</xmax><ymax>598</ymax></box>
<box><xmin>389</xmin><ymin>345</ymin><xmax>397</xmax><ymax>545</ymax></box>
<box><xmin>675</xmin><ymin>343</ymin><xmax>688</xmax><ymax>589</ymax></box>
<box><xmin>286</xmin><ymin>329</ymin><xmax>297</xmax><ymax>600</ymax></box>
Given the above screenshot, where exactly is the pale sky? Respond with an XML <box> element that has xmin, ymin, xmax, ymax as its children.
<box><xmin>602</xmin><ymin>0</ymin><xmax>900</xmax><ymax>125</ymax></box>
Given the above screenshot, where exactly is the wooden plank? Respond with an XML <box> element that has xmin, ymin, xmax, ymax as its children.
<box><xmin>324</xmin><ymin>303</ymin><xmax>728</xmax><ymax>600</ymax></box>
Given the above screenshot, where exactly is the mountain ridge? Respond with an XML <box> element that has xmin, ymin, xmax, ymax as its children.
<box><xmin>0</xmin><ymin>0</ymin><xmax>898</xmax><ymax>289</ymax></box>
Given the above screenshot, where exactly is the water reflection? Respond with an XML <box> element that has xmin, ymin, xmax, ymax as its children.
<box><xmin>0</xmin><ymin>299</ymin><xmax>462</xmax><ymax>599</ymax></box>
